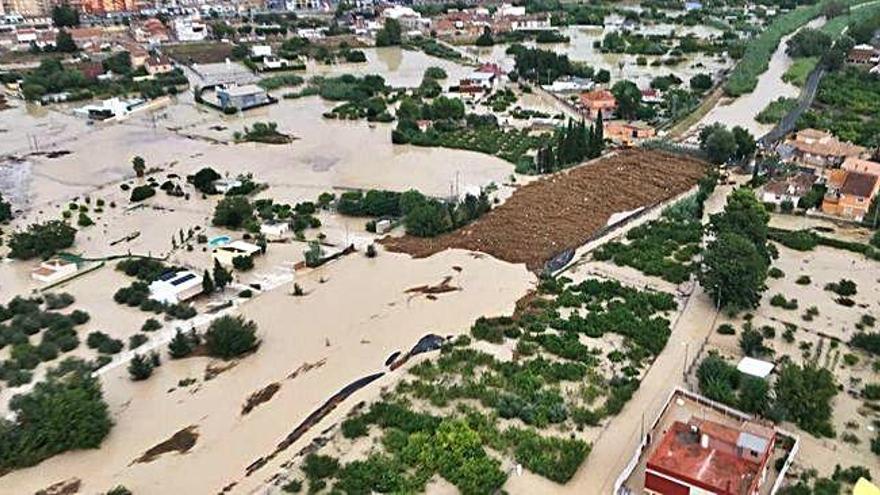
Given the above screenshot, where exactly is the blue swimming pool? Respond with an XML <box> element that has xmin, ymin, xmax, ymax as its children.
<box><xmin>208</xmin><ymin>235</ymin><xmax>231</xmax><ymax>247</ymax></box>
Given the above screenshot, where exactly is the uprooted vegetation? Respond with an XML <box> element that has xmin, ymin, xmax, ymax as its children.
<box><xmin>382</xmin><ymin>149</ymin><xmax>707</xmax><ymax>271</ymax></box>
<box><xmin>282</xmin><ymin>276</ymin><xmax>679</xmax><ymax>492</ymax></box>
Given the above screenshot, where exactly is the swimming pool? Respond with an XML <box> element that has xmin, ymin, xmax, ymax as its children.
<box><xmin>208</xmin><ymin>235</ymin><xmax>231</xmax><ymax>247</ymax></box>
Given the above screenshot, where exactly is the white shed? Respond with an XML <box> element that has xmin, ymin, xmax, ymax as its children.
<box><xmin>736</xmin><ymin>357</ymin><xmax>775</xmax><ymax>379</ymax></box>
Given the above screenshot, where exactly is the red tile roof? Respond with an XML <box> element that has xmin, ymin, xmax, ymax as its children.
<box><xmin>841</xmin><ymin>171</ymin><xmax>878</xmax><ymax>198</ymax></box>
<box><xmin>647</xmin><ymin>420</ymin><xmax>773</xmax><ymax>495</ymax></box>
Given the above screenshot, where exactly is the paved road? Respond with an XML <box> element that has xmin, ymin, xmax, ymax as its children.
<box><xmin>759</xmin><ymin>65</ymin><xmax>825</xmax><ymax>146</ymax></box>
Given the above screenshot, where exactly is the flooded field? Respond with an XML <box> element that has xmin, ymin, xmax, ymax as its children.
<box><xmin>0</xmin><ymin>249</ymin><xmax>534</xmax><ymax>494</ymax></box>
<box><xmin>463</xmin><ymin>24</ymin><xmax>731</xmax><ymax>88</ymax></box>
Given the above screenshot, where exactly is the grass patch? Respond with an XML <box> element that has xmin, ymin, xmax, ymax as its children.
<box><xmin>782</xmin><ymin>57</ymin><xmax>818</xmax><ymax>87</ymax></box>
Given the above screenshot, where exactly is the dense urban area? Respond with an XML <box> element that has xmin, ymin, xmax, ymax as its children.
<box><xmin>0</xmin><ymin>0</ymin><xmax>879</xmax><ymax>493</ymax></box>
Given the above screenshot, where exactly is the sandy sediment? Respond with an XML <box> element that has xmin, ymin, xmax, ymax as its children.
<box><xmin>382</xmin><ymin>149</ymin><xmax>707</xmax><ymax>271</ymax></box>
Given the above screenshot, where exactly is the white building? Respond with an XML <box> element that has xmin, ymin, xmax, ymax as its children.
<box><xmin>31</xmin><ymin>258</ymin><xmax>77</xmax><ymax>284</ymax></box>
<box><xmin>174</xmin><ymin>16</ymin><xmax>207</xmax><ymax>42</ymax></box>
<box><xmin>251</xmin><ymin>44</ymin><xmax>272</xmax><ymax>58</ymax></box>
<box><xmin>212</xmin><ymin>240</ymin><xmax>261</xmax><ymax>266</ymax></box>
<box><xmin>148</xmin><ymin>270</ymin><xmax>203</xmax><ymax>304</ymax></box>
<box><xmin>73</xmin><ymin>97</ymin><xmax>145</xmax><ymax>121</ymax></box>
<box><xmin>260</xmin><ymin>221</ymin><xmax>290</xmax><ymax>239</ymax></box>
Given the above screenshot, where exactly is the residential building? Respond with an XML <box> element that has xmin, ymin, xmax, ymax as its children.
<box><xmin>841</xmin><ymin>156</ymin><xmax>880</xmax><ymax>177</ymax></box>
<box><xmin>604</xmin><ymin>120</ymin><xmax>655</xmax><ymax>145</ymax></box>
<box><xmin>132</xmin><ymin>17</ymin><xmax>170</xmax><ymax>44</ymax></box>
<box><xmin>459</xmin><ymin>71</ymin><xmax>495</xmax><ymax>94</ymax></box>
<box><xmin>216</xmin><ymin>84</ymin><xmax>270</xmax><ymax>111</ymax></box>
<box><xmin>785</xmin><ymin>128</ymin><xmax>866</xmax><ymax>169</ymax></box>
<box><xmin>848</xmin><ymin>44</ymin><xmax>878</xmax><ymax>65</ymax></box>
<box><xmin>73</xmin><ymin>97</ymin><xmax>145</xmax><ymax>120</ymax></box>
<box><xmin>173</xmin><ymin>16</ymin><xmax>207</xmax><ymax>42</ymax></box>
<box><xmin>822</xmin><ymin>170</ymin><xmax>879</xmax><ymax>221</ymax></box>
<box><xmin>145</xmin><ymin>54</ymin><xmax>173</xmax><ymax>74</ymax></box>
<box><xmin>759</xmin><ymin>172</ymin><xmax>816</xmax><ymax>205</ymax></box>
<box><xmin>251</xmin><ymin>44</ymin><xmax>271</xmax><ymax>58</ymax></box>
<box><xmin>3</xmin><ymin>0</ymin><xmax>48</xmax><ymax>17</ymax></box>
<box><xmin>645</xmin><ymin>418</ymin><xmax>776</xmax><ymax>495</ymax></box>
<box><xmin>31</xmin><ymin>258</ymin><xmax>78</xmax><ymax>283</ymax></box>
<box><xmin>260</xmin><ymin>221</ymin><xmax>289</xmax><ymax>239</ymax></box>
<box><xmin>212</xmin><ymin>240</ymin><xmax>261</xmax><ymax>267</ymax></box>
<box><xmin>580</xmin><ymin>89</ymin><xmax>616</xmax><ymax>119</ymax></box>
<box><xmin>148</xmin><ymin>270</ymin><xmax>203</xmax><ymax>304</ymax></box>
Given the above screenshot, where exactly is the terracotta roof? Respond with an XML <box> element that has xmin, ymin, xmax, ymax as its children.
<box><xmin>789</xmin><ymin>129</ymin><xmax>866</xmax><ymax>159</ymax></box>
<box><xmin>842</xmin><ymin>157</ymin><xmax>880</xmax><ymax>177</ymax></box>
<box><xmin>647</xmin><ymin>419</ymin><xmax>773</xmax><ymax>495</ymax></box>
<box><xmin>763</xmin><ymin>173</ymin><xmax>816</xmax><ymax>196</ymax></box>
<box><xmin>841</xmin><ymin>171</ymin><xmax>878</xmax><ymax>198</ymax></box>
<box><xmin>146</xmin><ymin>54</ymin><xmax>171</xmax><ymax>66</ymax></box>
<box><xmin>581</xmin><ymin>89</ymin><xmax>615</xmax><ymax>102</ymax></box>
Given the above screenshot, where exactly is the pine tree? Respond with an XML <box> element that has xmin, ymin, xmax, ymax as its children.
<box><xmin>213</xmin><ymin>260</ymin><xmax>232</xmax><ymax>290</ymax></box>
<box><xmin>168</xmin><ymin>330</ymin><xmax>194</xmax><ymax>359</ymax></box>
<box><xmin>202</xmin><ymin>270</ymin><xmax>215</xmax><ymax>294</ymax></box>
<box><xmin>595</xmin><ymin>110</ymin><xmax>604</xmax><ymax>146</ymax></box>
<box><xmin>128</xmin><ymin>354</ymin><xmax>154</xmax><ymax>381</ymax></box>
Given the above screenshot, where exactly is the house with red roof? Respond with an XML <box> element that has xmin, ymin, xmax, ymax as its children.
<box><xmin>646</xmin><ymin>418</ymin><xmax>776</xmax><ymax>495</ymax></box>
<box><xmin>580</xmin><ymin>89</ymin><xmax>616</xmax><ymax>119</ymax></box>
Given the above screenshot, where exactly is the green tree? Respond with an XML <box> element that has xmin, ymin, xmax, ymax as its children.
<box><xmin>0</xmin><ymin>361</ymin><xmax>111</xmax><ymax>470</ymax></box>
<box><xmin>132</xmin><ymin>156</ymin><xmax>146</xmax><ymax>178</ymax></box>
<box><xmin>232</xmin><ymin>255</ymin><xmax>254</xmax><ymax>271</ymax></box>
<box><xmin>610</xmin><ymin>80</ymin><xmax>642</xmax><ymax>120</ymax></box>
<box><xmin>475</xmin><ymin>26</ymin><xmax>494</xmax><ymax>46</ymax></box>
<box><xmin>51</xmin><ymin>4</ymin><xmax>80</xmax><ymax>27</ymax></box>
<box><xmin>738</xmin><ymin>376</ymin><xmax>770</xmax><ymax>415</ymax></box>
<box><xmin>205</xmin><ymin>315</ymin><xmax>258</xmax><ymax>359</ymax></box>
<box><xmin>0</xmin><ymin>192</ymin><xmax>11</xmax><ymax>222</ymax></box>
<box><xmin>8</xmin><ymin>220</ymin><xmax>76</xmax><ymax>260</ymax></box>
<box><xmin>732</xmin><ymin>126</ymin><xmax>756</xmax><ymax>160</ymax></box>
<box><xmin>168</xmin><ymin>329</ymin><xmax>198</xmax><ymax>359</ymax></box>
<box><xmin>55</xmin><ymin>30</ymin><xmax>77</xmax><ymax>53</ymax></box>
<box><xmin>739</xmin><ymin>327</ymin><xmax>766</xmax><ymax>357</ymax></box>
<box><xmin>699</xmin><ymin>232</ymin><xmax>768</xmax><ymax>310</ymax></box>
<box><xmin>212</xmin><ymin>196</ymin><xmax>254</xmax><ymax>229</ymax></box>
<box><xmin>689</xmin><ymin>73</ymin><xmax>712</xmax><ymax>93</ymax></box>
<box><xmin>202</xmin><ymin>270</ymin><xmax>215</xmax><ymax>294</ymax></box>
<box><xmin>127</xmin><ymin>353</ymin><xmax>154</xmax><ymax>381</ymax></box>
<box><xmin>774</xmin><ymin>363</ymin><xmax>837</xmax><ymax>437</ymax></box>
<box><xmin>375</xmin><ymin>18</ymin><xmax>402</xmax><ymax>47</ymax></box>
<box><xmin>699</xmin><ymin>124</ymin><xmax>737</xmax><ymax>164</ymax></box>
<box><xmin>709</xmin><ymin>188</ymin><xmax>770</xmax><ymax>258</ymax></box>
<box><xmin>212</xmin><ymin>260</ymin><xmax>232</xmax><ymax>290</ymax></box>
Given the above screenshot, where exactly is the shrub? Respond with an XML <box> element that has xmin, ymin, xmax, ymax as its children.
<box><xmin>205</xmin><ymin>315</ymin><xmax>258</xmax><ymax>359</ymax></box>
<box><xmin>717</xmin><ymin>323</ymin><xmax>736</xmax><ymax>335</ymax></box>
<box><xmin>863</xmin><ymin>383</ymin><xmax>880</xmax><ymax>400</ymax></box>
<box><xmin>129</xmin><ymin>185</ymin><xmax>156</xmax><ymax>202</ymax></box>
<box><xmin>769</xmin><ymin>293</ymin><xmax>798</xmax><ymax>310</ymax></box>
<box><xmin>768</xmin><ymin>267</ymin><xmax>785</xmax><ymax>279</ymax></box>
<box><xmin>843</xmin><ymin>353</ymin><xmax>859</xmax><ymax>366</ymax></box>
<box><xmin>128</xmin><ymin>333</ymin><xmax>148</xmax><ymax>350</ymax></box>
<box><xmin>0</xmin><ymin>363</ymin><xmax>111</xmax><ymax>470</ymax></box>
<box><xmin>43</xmin><ymin>293</ymin><xmax>75</xmax><ymax>310</ymax></box>
<box><xmin>141</xmin><ymin>318</ymin><xmax>162</xmax><ymax>332</ymax></box>
<box><xmin>795</xmin><ymin>275</ymin><xmax>811</xmax><ymax>285</ymax></box>
<box><xmin>825</xmin><ymin>279</ymin><xmax>857</xmax><ymax>296</ymax></box>
<box><xmin>128</xmin><ymin>352</ymin><xmax>159</xmax><ymax>381</ymax></box>
<box><xmin>232</xmin><ymin>255</ymin><xmax>254</xmax><ymax>271</ymax></box>
<box><xmin>281</xmin><ymin>479</ymin><xmax>302</xmax><ymax>493</ymax></box>
<box><xmin>86</xmin><ymin>331</ymin><xmax>123</xmax><ymax>355</ymax></box>
<box><xmin>302</xmin><ymin>453</ymin><xmax>339</xmax><ymax>481</ymax></box>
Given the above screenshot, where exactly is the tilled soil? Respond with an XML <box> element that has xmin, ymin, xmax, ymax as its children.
<box><xmin>381</xmin><ymin>149</ymin><xmax>707</xmax><ymax>271</ymax></box>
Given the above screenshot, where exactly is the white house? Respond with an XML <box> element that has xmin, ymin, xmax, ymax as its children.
<box><xmin>73</xmin><ymin>97</ymin><xmax>145</xmax><ymax>121</ymax></box>
<box><xmin>31</xmin><ymin>258</ymin><xmax>78</xmax><ymax>284</ymax></box>
<box><xmin>212</xmin><ymin>240</ymin><xmax>261</xmax><ymax>266</ymax></box>
<box><xmin>260</xmin><ymin>221</ymin><xmax>290</xmax><ymax>239</ymax></box>
<box><xmin>148</xmin><ymin>270</ymin><xmax>203</xmax><ymax>304</ymax></box>
<box><xmin>174</xmin><ymin>17</ymin><xmax>208</xmax><ymax>42</ymax></box>
<box><xmin>251</xmin><ymin>44</ymin><xmax>272</xmax><ymax>58</ymax></box>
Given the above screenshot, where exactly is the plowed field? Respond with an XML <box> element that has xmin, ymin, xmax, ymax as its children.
<box><xmin>381</xmin><ymin>149</ymin><xmax>707</xmax><ymax>270</ymax></box>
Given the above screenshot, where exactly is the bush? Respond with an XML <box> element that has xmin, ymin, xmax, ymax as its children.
<box><xmin>717</xmin><ymin>323</ymin><xmax>736</xmax><ymax>335</ymax></box>
<box><xmin>302</xmin><ymin>453</ymin><xmax>339</xmax><ymax>481</ymax></box>
<box><xmin>205</xmin><ymin>315</ymin><xmax>258</xmax><ymax>359</ymax></box>
<box><xmin>825</xmin><ymin>279</ymin><xmax>857</xmax><ymax>296</ymax></box>
<box><xmin>0</xmin><ymin>363</ymin><xmax>111</xmax><ymax>471</ymax></box>
<box><xmin>86</xmin><ymin>331</ymin><xmax>123</xmax><ymax>355</ymax></box>
<box><xmin>768</xmin><ymin>267</ymin><xmax>785</xmax><ymax>279</ymax></box>
<box><xmin>141</xmin><ymin>318</ymin><xmax>162</xmax><ymax>332</ymax></box>
<box><xmin>795</xmin><ymin>275</ymin><xmax>811</xmax><ymax>285</ymax></box>
<box><xmin>8</xmin><ymin>220</ymin><xmax>77</xmax><ymax>260</ymax></box>
<box><xmin>128</xmin><ymin>352</ymin><xmax>159</xmax><ymax>381</ymax></box>
<box><xmin>232</xmin><ymin>255</ymin><xmax>254</xmax><ymax>271</ymax></box>
<box><xmin>128</xmin><ymin>333</ymin><xmax>148</xmax><ymax>350</ymax></box>
<box><xmin>129</xmin><ymin>185</ymin><xmax>156</xmax><ymax>202</ymax></box>
<box><xmin>769</xmin><ymin>293</ymin><xmax>798</xmax><ymax>310</ymax></box>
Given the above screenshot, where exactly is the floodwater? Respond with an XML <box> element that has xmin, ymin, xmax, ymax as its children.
<box><xmin>463</xmin><ymin>23</ymin><xmax>730</xmax><ymax>88</ymax></box>
<box><xmin>695</xmin><ymin>17</ymin><xmax>825</xmax><ymax>137</ymax></box>
<box><xmin>0</xmin><ymin>249</ymin><xmax>534</xmax><ymax>494</ymax></box>
<box><xmin>0</xmin><ymin>50</ymin><xmax>513</xmax><ymax>216</ymax></box>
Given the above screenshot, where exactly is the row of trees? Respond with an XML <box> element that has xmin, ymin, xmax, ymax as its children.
<box><xmin>534</xmin><ymin>118</ymin><xmax>604</xmax><ymax>173</ymax></box>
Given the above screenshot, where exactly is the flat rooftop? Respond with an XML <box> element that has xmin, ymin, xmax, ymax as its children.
<box><xmin>647</xmin><ymin>419</ymin><xmax>770</xmax><ymax>494</ymax></box>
